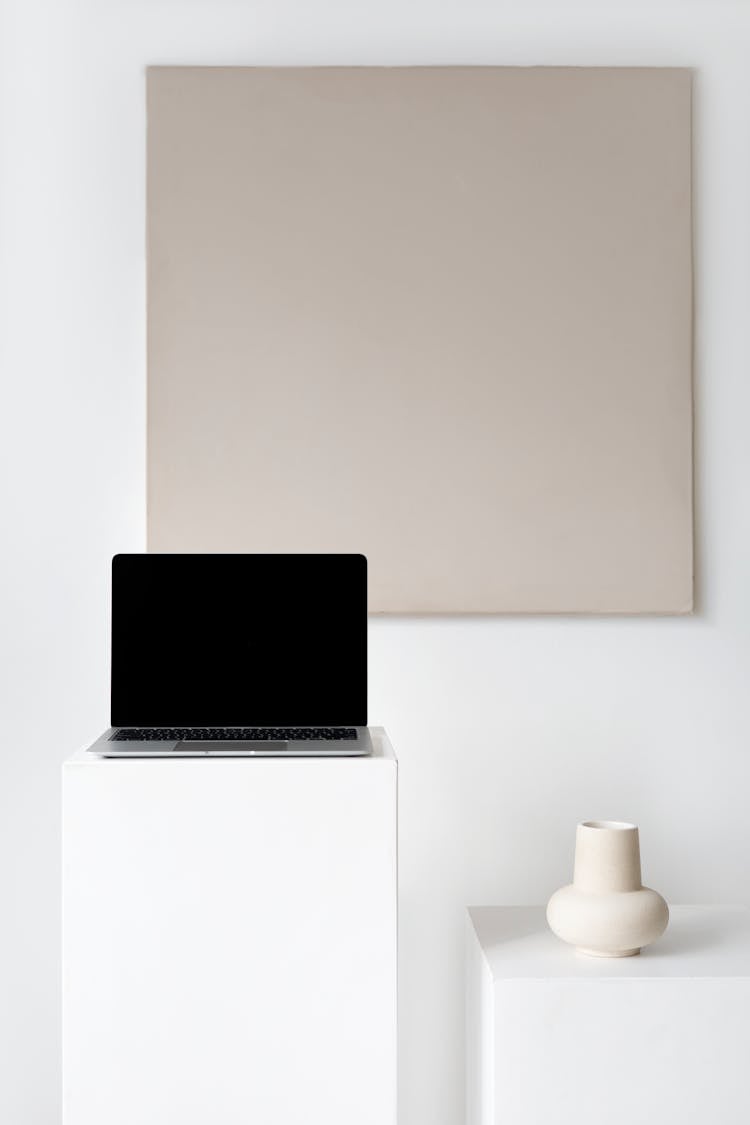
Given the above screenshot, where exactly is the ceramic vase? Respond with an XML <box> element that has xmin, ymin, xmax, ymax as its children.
<box><xmin>546</xmin><ymin>820</ymin><xmax>669</xmax><ymax>957</ymax></box>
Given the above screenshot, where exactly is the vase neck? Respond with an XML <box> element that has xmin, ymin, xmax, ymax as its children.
<box><xmin>573</xmin><ymin>822</ymin><xmax>642</xmax><ymax>893</ymax></box>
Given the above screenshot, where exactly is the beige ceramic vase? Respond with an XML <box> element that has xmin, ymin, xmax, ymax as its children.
<box><xmin>546</xmin><ymin>820</ymin><xmax>669</xmax><ymax>957</ymax></box>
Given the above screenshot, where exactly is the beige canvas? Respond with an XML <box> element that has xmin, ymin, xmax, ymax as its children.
<box><xmin>147</xmin><ymin>66</ymin><xmax>693</xmax><ymax>613</ymax></box>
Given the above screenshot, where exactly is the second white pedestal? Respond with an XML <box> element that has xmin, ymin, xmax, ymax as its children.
<box><xmin>467</xmin><ymin>905</ymin><xmax>750</xmax><ymax>1125</ymax></box>
<box><xmin>63</xmin><ymin>729</ymin><xmax>397</xmax><ymax>1125</ymax></box>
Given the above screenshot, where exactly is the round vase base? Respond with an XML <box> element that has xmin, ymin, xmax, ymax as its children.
<box><xmin>576</xmin><ymin>946</ymin><xmax>641</xmax><ymax>958</ymax></box>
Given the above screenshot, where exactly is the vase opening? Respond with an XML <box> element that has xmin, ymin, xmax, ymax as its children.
<box><xmin>581</xmin><ymin>820</ymin><xmax>636</xmax><ymax>831</ymax></box>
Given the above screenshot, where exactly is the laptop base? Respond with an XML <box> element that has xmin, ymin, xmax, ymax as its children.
<box><xmin>87</xmin><ymin>727</ymin><xmax>373</xmax><ymax>758</ymax></box>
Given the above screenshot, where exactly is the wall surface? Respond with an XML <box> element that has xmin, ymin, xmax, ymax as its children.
<box><xmin>1</xmin><ymin>2</ymin><xmax>749</xmax><ymax>1124</ymax></box>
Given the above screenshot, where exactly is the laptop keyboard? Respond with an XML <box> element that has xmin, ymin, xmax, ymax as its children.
<box><xmin>111</xmin><ymin>727</ymin><xmax>358</xmax><ymax>742</ymax></box>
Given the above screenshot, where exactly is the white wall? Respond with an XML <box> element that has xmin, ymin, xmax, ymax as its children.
<box><xmin>2</xmin><ymin>2</ymin><xmax>750</xmax><ymax>1122</ymax></box>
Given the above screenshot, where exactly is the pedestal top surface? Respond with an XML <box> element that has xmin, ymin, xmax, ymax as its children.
<box><xmin>468</xmin><ymin>905</ymin><xmax>750</xmax><ymax>980</ymax></box>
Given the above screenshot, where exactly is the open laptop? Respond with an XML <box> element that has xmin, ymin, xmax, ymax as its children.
<box><xmin>88</xmin><ymin>553</ymin><xmax>372</xmax><ymax>757</ymax></box>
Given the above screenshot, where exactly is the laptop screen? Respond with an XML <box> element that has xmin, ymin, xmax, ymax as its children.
<box><xmin>111</xmin><ymin>554</ymin><xmax>367</xmax><ymax>728</ymax></box>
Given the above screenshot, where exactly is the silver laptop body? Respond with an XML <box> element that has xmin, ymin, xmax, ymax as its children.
<box><xmin>88</xmin><ymin>553</ymin><xmax>371</xmax><ymax>758</ymax></box>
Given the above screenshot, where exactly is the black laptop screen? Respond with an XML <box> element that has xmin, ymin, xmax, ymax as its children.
<box><xmin>111</xmin><ymin>554</ymin><xmax>367</xmax><ymax>728</ymax></box>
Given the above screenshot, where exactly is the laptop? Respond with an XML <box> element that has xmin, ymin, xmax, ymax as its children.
<box><xmin>88</xmin><ymin>553</ymin><xmax>372</xmax><ymax>757</ymax></box>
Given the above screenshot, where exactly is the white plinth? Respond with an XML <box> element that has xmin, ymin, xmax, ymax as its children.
<box><xmin>63</xmin><ymin>729</ymin><xmax>397</xmax><ymax>1125</ymax></box>
<box><xmin>467</xmin><ymin>905</ymin><xmax>750</xmax><ymax>1125</ymax></box>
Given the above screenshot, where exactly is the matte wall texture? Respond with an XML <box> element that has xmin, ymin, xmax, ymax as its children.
<box><xmin>6</xmin><ymin>6</ymin><xmax>750</xmax><ymax>1125</ymax></box>
<box><xmin>147</xmin><ymin>65</ymin><xmax>693</xmax><ymax>614</ymax></box>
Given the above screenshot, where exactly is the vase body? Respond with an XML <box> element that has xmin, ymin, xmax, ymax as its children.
<box><xmin>546</xmin><ymin>821</ymin><xmax>669</xmax><ymax>957</ymax></box>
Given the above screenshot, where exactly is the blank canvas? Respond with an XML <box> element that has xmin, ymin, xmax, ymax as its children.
<box><xmin>147</xmin><ymin>66</ymin><xmax>693</xmax><ymax>613</ymax></box>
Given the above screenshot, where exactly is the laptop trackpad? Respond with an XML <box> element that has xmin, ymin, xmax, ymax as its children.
<box><xmin>176</xmin><ymin>741</ymin><xmax>289</xmax><ymax>753</ymax></box>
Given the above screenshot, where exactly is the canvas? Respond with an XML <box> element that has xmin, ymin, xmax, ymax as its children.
<box><xmin>147</xmin><ymin>66</ymin><xmax>693</xmax><ymax>613</ymax></box>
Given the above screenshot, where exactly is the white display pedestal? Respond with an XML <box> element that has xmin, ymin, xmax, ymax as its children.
<box><xmin>467</xmin><ymin>905</ymin><xmax>750</xmax><ymax>1125</ymax></box>
<box><xmin>63</xmin><ymin>729</ymin><xmax>397</xmax><ymax>1125</ymax></box>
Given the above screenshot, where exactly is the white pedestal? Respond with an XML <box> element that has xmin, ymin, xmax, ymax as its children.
<box><xmin>467</xmin><ymin>905</ymin><xmax>750</xmax><ymax>1125</ymax></box>
<box><xmin>63</xmin><ymin>729</ymin><xmax>397</xmax><ymax>1125</ymax></box>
